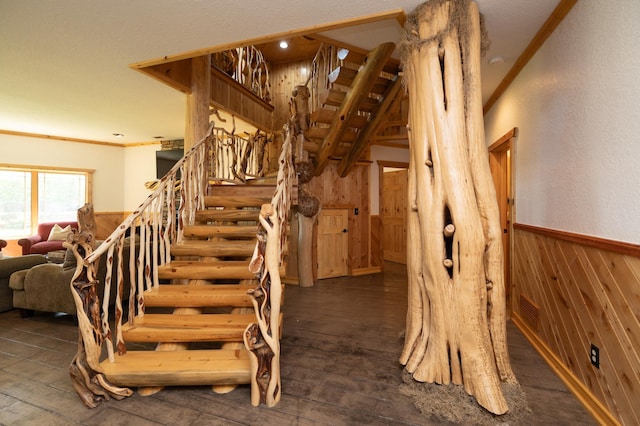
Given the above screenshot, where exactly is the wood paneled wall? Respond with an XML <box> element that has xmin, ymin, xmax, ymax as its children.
<box><xmin>94</xmin><ymin>212</ymin><xmax>127</xmax><ymax>240</ymax></box>
<box><xmin>269</xmin><ymin>59</ymin><xmax>313</xmax><ymax>132</ymax></box>
<box><xmin>512</xmin><ymin>224</ymin><xmax>640</xmax><ymax>425</ymax></box>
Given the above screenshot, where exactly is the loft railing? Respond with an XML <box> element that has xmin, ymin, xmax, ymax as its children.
<box><xmin>212</xmin><ymin>46</ymin><xmax>272</xmax><ymax>103</ymax></box>
<box><xmin>66</xmin><ymin>120</ymin><xmax>294</xmax><ymax>407</ymax></box>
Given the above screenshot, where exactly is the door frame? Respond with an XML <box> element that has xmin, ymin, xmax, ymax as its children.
<box><xmin>488</xmin><ymin>127</ymin><xmax>517</xmax><ymax>313</ymax></box>
<box><xmin>377</xmin><ymin>160</ymin><xmax>409</xmax><ymax>267</ymax></box>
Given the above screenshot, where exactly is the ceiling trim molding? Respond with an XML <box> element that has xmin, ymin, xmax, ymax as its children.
<box><xmin>0</xmin><ymin>129</ymin><xmax>161</xmax><ymax>148</ymax></box>
<box><xmin>482</xmin><ymin>0</ymin><xmax>578</xmax><ymax>115</ymax></box>
<box><xmin>129</xmin><ymin>9</ymin><xmax>406</xmax><ymax>70</ymax></box>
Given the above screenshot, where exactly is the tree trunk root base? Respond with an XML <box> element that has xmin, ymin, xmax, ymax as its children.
<box><xmin>399</xmin><ymin>369</ymin><xmax>532</xmax><ymax>424</ymax></box>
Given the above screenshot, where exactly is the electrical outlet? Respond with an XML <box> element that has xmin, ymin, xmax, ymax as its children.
<box><xmin>590</xmin><ymin>344</ymin><xmax>600</xmax><ymax>369</ymax></box>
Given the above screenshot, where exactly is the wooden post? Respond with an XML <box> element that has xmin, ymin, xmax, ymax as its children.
<box><xmin>399</xmin><ymin>0</ymin><xmax>516</xmax><ymax>415</ymax></box>
<box><xmin>292</xmin><ymin>87</ymin><xmax>320</xmax><ymax>286</ymax></box>
<box><xmin>185</xmin><ymin>55</ymin><xmax>212</xmax><ymax>151</ymax></box>
<box><xmin>68</xmin><ymin>203</ymin><xmax>133</xmax><ymax>407</ymax></box>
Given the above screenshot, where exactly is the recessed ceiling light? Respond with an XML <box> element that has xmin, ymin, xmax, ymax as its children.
<box><xmin>112</xmin><ymin>133</ymin><xmax>124</xmax><ymax>138</ymax></box>
<box><xmin>279</xmin><ymin>41</ymin><xmax>289</xmax><ymax>49</ymax></box>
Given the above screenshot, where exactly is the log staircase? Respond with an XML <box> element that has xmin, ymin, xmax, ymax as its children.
<box><xmin>67</xmin><ymin>124</ymin><xmax>293</xmax><ymax>408</ymax></box>
<box><xmin>104</xmin><ymin>185</ymin><xmax>274</xmax><ymax>388</ymax></box>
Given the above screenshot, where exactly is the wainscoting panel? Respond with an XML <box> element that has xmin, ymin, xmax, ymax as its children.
<box><xmin>513</xmin><ymin>224</ymin><xmax>640</xmax><ymax>425</ymax></box>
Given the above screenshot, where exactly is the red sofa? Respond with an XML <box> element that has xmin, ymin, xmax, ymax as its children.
<box><xmin>18</xmin><ymin>221</ymin><xmax>78</xmax><ymax>255</ymax></box>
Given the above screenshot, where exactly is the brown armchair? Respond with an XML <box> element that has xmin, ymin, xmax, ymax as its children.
<box><xmin>18</xmin><ymin>221</ymin><xmax>78</xmax><ymax>255</ymax></box>
<box><xmin>0</xmin><ymin>254</ymin><xmax>48</xmax><ymax>312</ymax></box>
<box><xmin>10</xmin><ymin>238</ymin><xmax>137</xmax><ymax>316</ymax></box>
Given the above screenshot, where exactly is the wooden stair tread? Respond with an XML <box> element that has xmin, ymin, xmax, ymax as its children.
<box><xmin>100</xmin><ymin>349</ymin><xmax>251</xmax><ymax>387</ymax></box>
<box><xmin>195</xmin><ymin>209</ymin><xmax>260</xmax><ymax>222</ymax></box>
<box><xmin>183</xmin><ymin>225</ymin><xmax>256</xmax><ymax>238</ymax></box>
<box><xmin>157</xmin><ymin>261</ymin><xmax>254</xmax><ymax>280</ymax></box>
<box><xmin>204</xmin><ymin>195</ymin><xmax>271</xmax><ymax>208</ymax></box>
<box><xmin>319</xmin><ymin>88</ymin><xmax>380</xmax><ymax>113</ymax></box>
<box><xmin>208</xmin><ymin>185</ymin><xmax>275</xmax><ymax>197</ymax></box>
<box><xmin>311</xmin><ymin>108</ymin><xmax>368</xmax><ymax>130</ymax></box>
<box><xmin>328</xmin><ymin>66</ymin><xmax>392</xmax><ymax>94</ymax></box>
<box><xmin>305</xmin><ymin>126</ymin><xmax>357</xmax><ymax>144</ymax></box>
<box><xmin>143</xmin><ymin>284</ymin><xmax>253</xmax><ymax>307</ymax></box>
<box><xmin>121</xmin><ymin>313</ymin><xmax>256</xmax><ymax>342</ymax></box>
<box><xmin>171</xmin><ymin>240</ymin><xmax>255</xmax><ymax>257</ymax></box>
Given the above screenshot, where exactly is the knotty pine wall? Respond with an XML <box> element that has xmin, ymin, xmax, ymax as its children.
<box><xmin>512</xmin><ymin>225</ymin><xmax>640</xmax><ymax>425</ymax></box>
<box><xmin>269</xmin><ymin>59</ymin><xmax>313</xmax><ymax>132</ymax></box>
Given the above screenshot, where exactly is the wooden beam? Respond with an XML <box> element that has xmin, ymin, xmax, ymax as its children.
<box><xmin>338</xmin><ymin>76</ymin><xmax>403</xmax><ymax>177</ymax></box>
<box><xmin>313</xmin><ymin>42</ymin><xmax>396</xmax><ymax>176</ymax></box>
<box><xmin>483</xmin><ymin>0</ymin><xmax>578</xmax><ymax>114</ymax></box>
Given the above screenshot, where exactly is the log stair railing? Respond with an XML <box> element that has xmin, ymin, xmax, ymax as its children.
<box><xmin>306</xmin><ymin>42</ymin><xmax>403</xmax><ymax>177</ymax></box>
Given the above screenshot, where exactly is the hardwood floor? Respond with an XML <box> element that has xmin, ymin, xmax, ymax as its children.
<box><xmin>0</xmin><ymin>262</ymin><xmax>595</xmax><ymax>425</ymax></box>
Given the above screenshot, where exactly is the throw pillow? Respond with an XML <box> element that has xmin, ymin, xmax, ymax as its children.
<box><xmin>48</xmin><ymin>224</ymin><xmax>72</xmax><ymax>241</ymax></box>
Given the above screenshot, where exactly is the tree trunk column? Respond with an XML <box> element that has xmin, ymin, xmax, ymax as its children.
<box><xmin>400</xmin><ymin>0</ymin><xmax>516</xmax><ymax>415</ymax></box>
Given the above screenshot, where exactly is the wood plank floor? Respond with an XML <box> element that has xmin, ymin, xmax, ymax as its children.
<box><xmin>0</xmin><ymin>262</ymin><xmax>595</xmax><ymax>425</ymax></box>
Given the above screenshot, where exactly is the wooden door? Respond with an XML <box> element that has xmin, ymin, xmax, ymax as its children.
<box><xmin>382</xmin><ymin>169</ymin><xmax>408</xmax><ymax>264</ymax></box>
<box><xmin>317</xmin><ymin>209</ymin><xmax>349</xmax><ymax>279</ymax></box>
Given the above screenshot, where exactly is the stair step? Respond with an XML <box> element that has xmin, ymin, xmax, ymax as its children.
<box><xmin>157</xmin><ymin>261</ymin><xmax>254</xmax><ymax>280</ymax></box>
<box><xmin>311</xmin><ymin>108</ymin><xmax>368</xmax><ymax>130</ymax></box>
<box><xmin>328</xmin><ymin>66</ymin><xmax>392</xmax><ymax>95</ymax></box>
<box><xmin>195</xmin><ymin>209</ymin><xmax>260</xmax><ymax>223</ymax></box>
<box><xmin>204</xmin><ymin>195</ymin><xmax>271</xmax><ymax>208</ymax></box>
<box><xmin>245</xmin><ymin>176</ymin><xmax>278</xmax><ymax>185</ymax></box>
<box><xmin>143</xmin><ymin>284</ymin><xmax>253</xmax><ymax>308</ymax></box>
<box><xmin>319</xmin><ymin>89</ymin><xmax>380</xmax><ymax>113</ymax></box>
<box><xmin>208</xmin><ymin>184</ymin><xmax>275</xmax><ymax>198</ymax></box>
<box><xmin>171</xmin><ymin>240</ymin><xmax>255</xmax><ymax>257</ymax></box>
<box><xmin>100</xmin><ymin>349</ymin><xmax>251</xmax><ymax>387</ymax></box>
<box><xmin>121</xmin><ymin>313</ymin><xmax>256</xmax><ymax>342</ymax></box>
<box><xmin>183</xmin><ymin>225</ymin><xmax>256</xmax><ymax>239</ymax></box>
<box><xmin>305</xmin><ymin>125</ymin><xmax>357</xmax><ymax>143</ymax></box>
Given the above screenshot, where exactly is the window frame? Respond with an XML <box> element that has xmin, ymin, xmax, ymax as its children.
<box><xmin>0</xmin><ymin>163</ymin><xmax>94</xmax><ymax>235</ymax></box>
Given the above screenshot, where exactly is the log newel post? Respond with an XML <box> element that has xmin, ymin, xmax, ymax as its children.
<box><xmin>68</xmin><ymin>203</ymin><xmax>133</xmax><ymax>408</ymax></box>
<box><xmin>245</xmin><ymin>204</ymin><xmax>283</xmax><ymax>407</ymax></box>
<box><xmin>400</xmin><ymin>0</ymin><xmax>517</xmax><ymax>415</ymax></box>
<box><xmin>292</xmin><ymin>86</ymin><xmax>320</xmax><ymax>286</ymax></box>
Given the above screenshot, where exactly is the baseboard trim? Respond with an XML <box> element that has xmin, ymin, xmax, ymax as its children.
<box><xmin>511</xmin><ymin>314</ymin><xmax>620</xmax><ymax>426</ymax></box>
<box><xmin>351</xmin><ymin>266</ymin><xmax>382</xmax><ymax>276</ymax></box>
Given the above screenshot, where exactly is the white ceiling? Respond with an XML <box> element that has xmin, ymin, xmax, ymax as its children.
<box><xmin>0</xmin><ymin>0</ymin><xmax>560</xmax><ymax>145</ymax></box>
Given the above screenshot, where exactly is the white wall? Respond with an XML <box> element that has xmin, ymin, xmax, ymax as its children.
<box><xmin>0</xmin><ymin>133</ymin><xmax>125</xmax><ymax>212</ymax></box>
<box><xmin>123</xmin><ymin>144</ymin><xmax>160</xmax><ymax>211</ymax></box>
<box><xmin>369</xmin><ymin>145</ymin><xmax>409</xmax><ymax>215</ymax></box>
<box><xmin>484</xmin><ymin>1</ymin><xmax>640</xmax><ymax>244</ymax></box>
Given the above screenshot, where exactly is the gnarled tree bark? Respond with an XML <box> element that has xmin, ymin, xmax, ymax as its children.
<box><xmin>399</xmin><ymin>0</ymin><xmax>516</xmax><ymax>415</ymax></box>
<box><xmin>68</xmin><ymin>203</ymin><xmax>133</xmax><ymax>407</ymax></box>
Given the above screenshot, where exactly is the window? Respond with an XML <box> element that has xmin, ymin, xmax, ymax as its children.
<box><xmin>0</xmin><ymin>166</ymin><xmax>93</xmax><ymax>239</ymax></box>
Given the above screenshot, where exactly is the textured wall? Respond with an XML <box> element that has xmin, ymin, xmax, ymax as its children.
<box><xmin>484</xmin><ymin>0</ymin><xmax>640</xmax><ymax>244</ymax></box>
